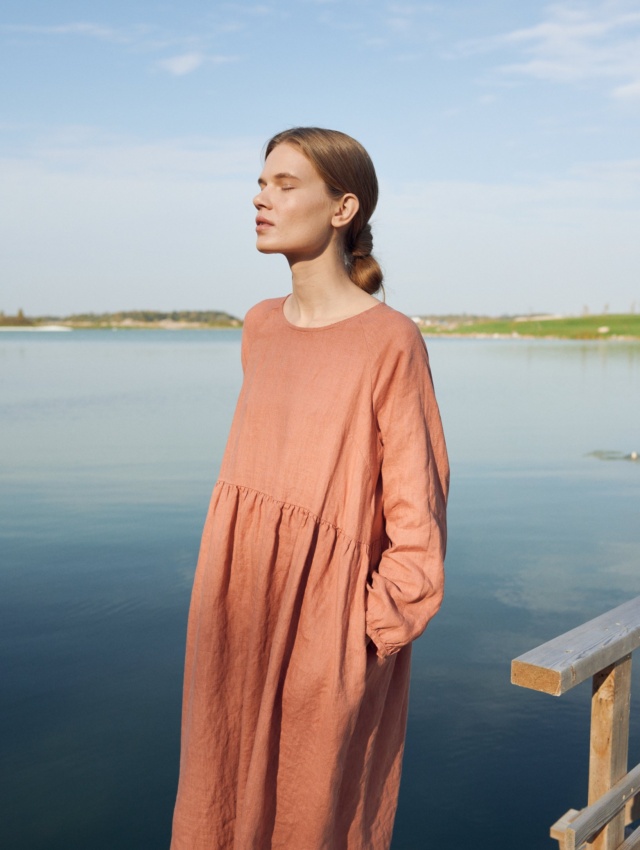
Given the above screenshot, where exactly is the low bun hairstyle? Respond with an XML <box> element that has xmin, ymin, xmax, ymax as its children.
<box><xmin>265</xmin><ymin>127</ymin><xmax>384</xmax><ymax>296</ymax></box>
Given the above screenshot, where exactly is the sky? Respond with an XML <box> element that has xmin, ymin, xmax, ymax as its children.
<box><xmin>1</xmin><ymin>0</ymin><xmax>639</xmax><ymax>319</ymax></box>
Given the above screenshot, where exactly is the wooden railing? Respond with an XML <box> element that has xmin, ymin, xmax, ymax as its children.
<box><xmin>511</xmin><ymin>596</ymin><xmax>640</xmax><ymax>850</ymax></box>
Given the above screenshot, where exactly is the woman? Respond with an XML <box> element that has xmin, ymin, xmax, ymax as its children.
<box><xmin>171</xmin><ymin>127</ymin><xmax>449</xmax><ymax>850</ymax></box>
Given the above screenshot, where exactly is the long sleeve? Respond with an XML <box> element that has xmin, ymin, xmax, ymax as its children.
<box><xmin>365</xmin><ymin>321</ymin><xmax>449</xmax><ymax>659</ymax></box>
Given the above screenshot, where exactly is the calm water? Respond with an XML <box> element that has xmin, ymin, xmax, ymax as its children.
<box><xmin>1</xmin><ymin>329</ymin><xmax>640</xmax><ymax>850</ymax></box>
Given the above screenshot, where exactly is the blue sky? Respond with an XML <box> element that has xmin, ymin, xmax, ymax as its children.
<box><xmin>1</xmin><ymin>0</ymin><xmax>639</xmax><ymax>318</ymax></box>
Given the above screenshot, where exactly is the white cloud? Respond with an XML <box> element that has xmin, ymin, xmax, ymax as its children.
<box><xmin>387</xmin><ymin>3</ymin><xmax>438</xmax><ymax>13</ymax></box>
<box><xmin>613</xmin><ymin>79</ymin><xmax>640</xmax><ymax>98</ymax></box>
<box><xmin>3</xmin><ymin>19</ymin><xmax>241</xmax><ymax>70</ymax></box>
<box><xmin>314</xmin><ymin>0</ymin><xmax>438</xmax><ymax>42</ymax></box>
<box><xmin>465</xmin><ymin>1</ymin><xmax>640</xmax><ymax>98</ymax></box>
<box><xmin>218</xmin><ymin>3</ymin><xmax>274</xmax><ymax>13</ymax></box>
<box><xmin>570</xmin><ymin>156</ymin><xmax>640</xmax><ymax>183</ymax></box>
<box><xmin>2</xmin><ymin>20</ymin><xmax>197</xmax><ymax>59</ymax></box>
<box><xmin>3</xmin><ymin>21</ymin><xmax>130</xmax><ymax>42</ymax></box>
<box><xmin>394</xmin><ymin>52</ymin><xmax>423</xmax><ymax>62</ymax></box>
<box><xmin>158</xmin><ymin>52</ymin><xmax>206</xmax><ymax>76</ymax></box>
<box><xmin>157</xmin><ymin>52</ymin><xmax>239</xmax><ymax>75</ymax></box>
<box><xmin>10</xmin><ymin>130</ymin><xmax>260</xmax><ymax>180</ymax></box>
<box><xmin>387</xmin><ymin>16</ymin><xmax>412</xmax><ymax>32</ymax></box>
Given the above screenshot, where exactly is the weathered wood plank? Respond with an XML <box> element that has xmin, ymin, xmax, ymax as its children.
<box><xmin>625</xmin><ymin>795</ymin><xmax>640</xmax><ymax>825</ymax></box>
<box><xmin>619</xmin><ymin>824</ymin><xmax>640</xmax><ymax>850</ymax></box>
<box><xmin>618</xmin><ymin>826</ymin><xmax>640</xmax><ymax>850</ymax></box>
<box><xmin>588</xmin><ymin>657</ymin><xmax>632</xmax><ymax>850</ymax></box>
<box><xmin>562</xmin><ymin>762</ymin><xmax>640</xmax><ymax>850</ymax></box>
<box><xmin>511</xmin><ymin>596</ymin><xmax>640</xmax><ymax>695</ymax></box>
<box><xmin>551</xmin><ymin>809</ymin><xmax>581</xmax><ymax>847</ymax></box>
<box><xmin>551</xmin><ymin>797</ymin><xmax>640</xmax><ymax>850</ymax></box>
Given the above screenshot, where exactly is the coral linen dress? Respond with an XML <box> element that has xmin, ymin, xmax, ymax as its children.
<box><xmin>171</xmin><ymin>296</ymin><xmax>449</xmax><ymax>850</ymax></box>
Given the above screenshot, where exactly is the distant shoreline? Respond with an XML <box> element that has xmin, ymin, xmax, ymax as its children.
<box><xmin>414</xmin><ymin>312</ymin><xmax>640</xmax><ymax>341</ymax></box>
<box><xmin>421</xmin><ymin>331</ymin><xmax>640</xmax><ymax>341</ymax></box>
<box><xmin>0</xmin><ymin>309</ymin><xmax>242</xmax><ymax>331</ymax></box>
<box><xmin>0</xmin><ymin>323</ymin><xmax>240</xmax><ymax>332</ymax></box>
<box><xmin>2</xmin><ymin>310</ymin><xmax>639</xmax><ymax>340</ymax></box>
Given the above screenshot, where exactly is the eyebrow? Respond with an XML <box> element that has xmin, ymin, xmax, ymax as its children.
<box><xmin>257</xmin><ymin>172</ymin><xmax>301</xmax><ymax>186</ymax></box>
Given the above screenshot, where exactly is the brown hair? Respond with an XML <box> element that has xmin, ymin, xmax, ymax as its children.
<box><xmin>265</xmin><ymin>127</ymin><xmax>384</xmax><ymax>296</ymax></box>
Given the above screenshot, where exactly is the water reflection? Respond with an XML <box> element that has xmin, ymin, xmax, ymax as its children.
<box><xmin>1</xmin><ymin>332</ymin><xmax>639</xmax><ymax>850</ymax></box>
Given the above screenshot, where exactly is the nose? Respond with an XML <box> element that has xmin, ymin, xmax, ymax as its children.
<box><xmin>253</xmin><ymin>186</ymin><xmax>270</xmax><ymax>210</ymax></box>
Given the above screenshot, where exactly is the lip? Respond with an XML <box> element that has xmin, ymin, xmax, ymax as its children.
<box><xmin>255</xmin><ymin>216</ymin><xmax>274</xmax><ymax>231</ymax></box>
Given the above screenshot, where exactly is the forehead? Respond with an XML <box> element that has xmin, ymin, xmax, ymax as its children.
<box><xmin>260</xmin><ymin>143</ymin><xmax>320</xmax><ymax>182</ymax></box>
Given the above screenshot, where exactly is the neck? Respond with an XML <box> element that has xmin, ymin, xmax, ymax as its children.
<box><xmin>284</xmin><ymin>249</ymin><xmax>378</xmax><ymax>328</ymax></box>
<box><xmin>289</xmin><ymin>251</ymin><xmax>352</xmax><ymax>309</ymax></box>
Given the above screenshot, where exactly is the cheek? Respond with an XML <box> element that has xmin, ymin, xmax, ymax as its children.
<box><xmin>294</xmin><ymin>188</ymin><xmax>334</xmax><ymax>218</ymax></box>
<box><xmin>305</xmin><ymin>195</ymin><xmax>335</xmax><ymax>227</ymax></box>
<box><xmin>281</xmin><ymin>191</ymin><xmax>334</xmax><ymax>240</ymax></box>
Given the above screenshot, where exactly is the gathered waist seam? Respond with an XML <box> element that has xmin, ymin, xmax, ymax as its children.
<box><xmin>215</xmin><ymin>479</ymin><xmax>383</xmax><ymax>551</ymax></box>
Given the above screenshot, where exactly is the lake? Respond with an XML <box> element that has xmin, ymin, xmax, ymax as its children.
<box><xmin>1</xmin><ymin>329</ymin><xmax>639</xmax><ymax>850</ymax></box>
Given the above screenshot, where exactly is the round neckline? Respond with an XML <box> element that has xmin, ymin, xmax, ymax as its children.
<box><xmin>278</xmin><ymin>295</ymin><xmax>385</xmax><ymax>332</ymax></box>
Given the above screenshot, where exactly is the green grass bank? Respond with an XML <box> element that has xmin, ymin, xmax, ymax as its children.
<box><xmin>422</xmin><ymin>314</ymin><xmax>640</xmax><ymax>340</ymax></box>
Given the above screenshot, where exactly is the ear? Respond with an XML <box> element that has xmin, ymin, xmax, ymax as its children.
<box><xmin>331</xmin><ymin>193</ymin><xmax>359</xmax><ymax>230</ymax></box>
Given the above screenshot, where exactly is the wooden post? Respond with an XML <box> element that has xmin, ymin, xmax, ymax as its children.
<box><xmin>587</xmin><ymin>654</ymin><xmax>632</xmax><ymax>850</ymax></box>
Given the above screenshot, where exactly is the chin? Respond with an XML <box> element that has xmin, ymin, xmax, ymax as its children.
<box><xmin>256</xmin><ymin>239</ymin><xmax>282</xmax><ymax>255</ymax></box>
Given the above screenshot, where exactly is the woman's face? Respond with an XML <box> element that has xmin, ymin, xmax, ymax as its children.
<box><xmin>254</xmin><ymin>143</ymin><xmax>340</xmax><ymax>262</ymax></box>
